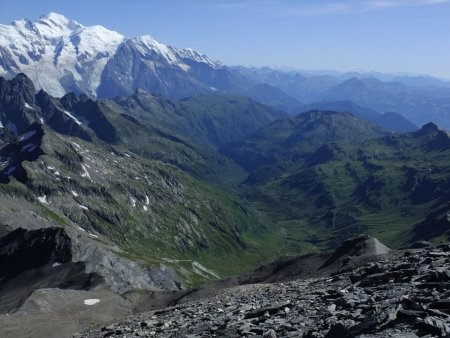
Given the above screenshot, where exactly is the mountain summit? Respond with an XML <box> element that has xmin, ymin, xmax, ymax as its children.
<box><xmin>0</xmin><ymin>13</ymin><xmax>227</xmax><ymax>99</ymax></box>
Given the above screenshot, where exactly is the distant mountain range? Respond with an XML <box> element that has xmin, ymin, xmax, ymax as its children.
<box><xmin>1</xmin><ymin>13</ymin><xmax>450</xmax><ymax>130</ymax></box>
<box><xmin>236</xmin><ymin>67</ymin><xmax>450</xmax><ymax>129</ymax></box>
<box><xmin>0</xmin><ymin>13</ymin><xmax>300</xmax><ymax>112</ymax></box>
<box><xmin>297</xmin><ymin>100</ymin><xmax>418</xmax><ymax>133</ymax></box>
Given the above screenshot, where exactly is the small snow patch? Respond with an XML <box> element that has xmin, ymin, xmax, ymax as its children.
<box><xmin>79</xmin><ymin>205</ymin><xmax>89</xmax><ymax>210</ymax></box>
<box><xmin>71</xmin><ymin>191</ymin><xmax>79</xmax><ymax>197</ymax></box>
<box><xmin>18</xmin><ymin>130</ymin><xmax>36</xmax><ymax>142</ymax></box>
<box><xmin>83</xmin><ymin>299</ymin><xmax>100</xmax><ymax>306</ymax></box>
<box><xmin>52</xmin><ymin>262</ymin><xmax>62</xmax><ymax>267</ymax></box>
<box><xmin>72</xmin><ymin>142</ymin><xmax>82</xmax><ymax>150</ymax></box>
<box><xmin>24</xmin><ymin>102</ymin><xmax>33</xmax><ymax>110</ymax></box>
<box><xmin>63</xmin><ymin>110</ymin><xmax>82</xmax><ymax>125</ymax></box>
<box><xmin>124</xmin><ymin>153</ymin><xmax>131</xmax><ymax>158</ymax></box>
<box><xmin>130</xmin><ymin>197</ymin><xmax>136</xmax><ymax>207</ymax></box>
<box><xmin>81</xmin><ymin>164</ymin><xmax>91</xmax><ymax>180</ymax></box>
<box><xmin>37</xmin><ymin>195</ymin><xmax>49</xmax><ymax>204</ymax></box>
<box><xmin>192</xmin><ymin>261</ymin><xmax>220</xmax><ymax>278</ymax></box>
<box><xmin>78</xmin><ymin>227</ymin><xmax>86</xmax><ymax>232</ymax></box>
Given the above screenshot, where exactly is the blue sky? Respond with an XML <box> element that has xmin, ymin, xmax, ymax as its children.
<box><xmin>1</xmin><ymin>0</ymin><xmax>449</xmax><ymax>78</ymax></box>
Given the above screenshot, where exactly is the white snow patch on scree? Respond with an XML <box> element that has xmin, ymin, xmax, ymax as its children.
<box><xmin>143</xmin><ymin>195</ymin><xmax>150</xmax><ymax>211</ymax></box>
<box><xmin>52</xmin><ymin>262</ymin><xmax>62</xmax><ymax>267</ymax></box>
<box><xmin>192</xmin><ymin>261</ymin><xmax>220</xmax><ymax>278</ymax></box>
<box><xmin>37</xmin><ymin>195</ymin><xmax>49</xmax><ymax>204</ymax></box>
<box><xmin>79</xmin><ymin>205</ymin><xmax>89</xmax><ymax>210</ymax></box>
<box><xmin>71</xmin><ymin>191</ymin><xmax>79</xmax><ymax>197</ymax></box>
<box><xmin>24</xmin><ymin>102</ymin><xmax>33</xmax><ymax>110</ymax></box>
<box><xmin>81</xmin><ymin>164</ymin><xmax>91</xmax><ymax>180</ymax></box>
<box><xmin>63</xmin><ymin>110</ymin><xmax>82</xmax><ymax>125</ymax></box>
<box><xmin>84</xmin><ymin>299</ymin><xmax>100</xmax><ymax>306</ymax></box>
<box><xmin>0</xmin><ymin>121</ymin><xmax>3</xmax><ymax>129</ymax></box>
<box><xmin>72</xmin><ymin>142</ymin><xmax>82</xmax><ymax>150</ymax></box>
<box><xmin>130</xmin><ymin>197</ymin><xmax>136</xmax><ymax>207</ymax></box>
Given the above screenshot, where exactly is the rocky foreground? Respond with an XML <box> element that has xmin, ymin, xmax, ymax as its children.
<box><xmin>77</xmin><ymin>242</ymin><xmax>450</xmax><ymax>338</ymax></box>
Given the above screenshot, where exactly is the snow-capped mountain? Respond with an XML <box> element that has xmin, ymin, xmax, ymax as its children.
<box><xmin>0</xmin><ymin>13</ymin><xmax>125</xmax><ymax>97</ymax></box>
<box><xmin>0</xmin><ymin>13</ymin><xmax>225</xmax><ymax>99</ymax></box>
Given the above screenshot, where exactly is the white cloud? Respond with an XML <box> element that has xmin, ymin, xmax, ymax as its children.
<box><xmin>209</xmin><ymin>0</ymin><xmax>449</xmax><ymax>16</ymax></box>
<box><xmin>362</xmin><ymin>0</ymin><xmax>449</xmax><ymax>11</ymax></box>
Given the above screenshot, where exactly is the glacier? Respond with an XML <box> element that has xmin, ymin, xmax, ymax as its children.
<box><xmin>0</xmin><ymin>12</ymin><xmax>221</xmax><ymax>98</ymax></box>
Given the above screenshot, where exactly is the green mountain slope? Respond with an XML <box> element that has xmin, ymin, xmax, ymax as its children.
<box><xmin>240</xmin><ymin>122</ymin><xmax>450</xmax><ymax>252</ymax></box>
<box><xmin>221</xmin><ymin>110</ymin><xmax>387</xmax><ymax>172</ymax></box>
<box><xmin>108</xmin><ymin>91</ymin><xmax>288</xmax><ymax>149</ymax></box>
<box><xmin>0</xmin><ymin>75</ymin><xmax>286</xmax><ymax>286</ymax></box>
<box><xmin>0</xmin><ymin>123</ymin><xmax>280</xmax><ymax>285</ymax></box>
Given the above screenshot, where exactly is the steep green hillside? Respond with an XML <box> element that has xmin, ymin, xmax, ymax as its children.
<box><xmin>0</xmin><ymin>124</ymin><xmax>280</xmax><ymax>285</ymax></box>
<box><xmin>108</xmin><ymin>91</ymin><xmax>288</xmax><ymax>149</ymax></box>
<box><xmin>241</xmin><ymin>123</ymin><xmax>450</xmax><ymax>252</ymax></box>
<box><xmin>0</xmin><ymin>75</ymin><xmax>286</xmax><ymax>286</ymax></box>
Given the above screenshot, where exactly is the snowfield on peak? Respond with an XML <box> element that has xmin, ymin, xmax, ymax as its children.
<box><xmin>0</xmin><ymin>12</ymin><xmax>124</xmax><ymax>97</ymax></box>
<box><xmin>0</xmin><ymin>12</ymin><xmax>222</xmax><ymax>98</ymax></box>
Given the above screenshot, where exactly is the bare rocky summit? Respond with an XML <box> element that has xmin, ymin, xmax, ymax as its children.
<box><xmin>76</xmin><ymin>238</ymin><xmax>450</xmax><ymax>338</ymax></box>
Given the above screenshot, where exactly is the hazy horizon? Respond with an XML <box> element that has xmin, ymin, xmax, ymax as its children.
<box><xmin>1</xmin><ymin>0</ymin><xmax>449</xmax><ymax>79</ymax></box>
